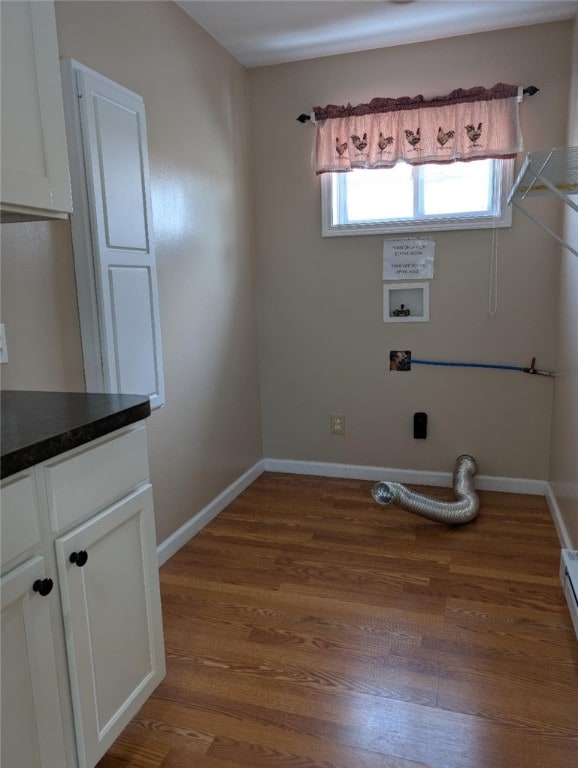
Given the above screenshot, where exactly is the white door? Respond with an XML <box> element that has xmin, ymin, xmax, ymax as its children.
<box><xmin>1</xmin><ymin>557</ymin><xmax>68</xmax><ymax>768</ymax></box>
<box><xmin>63</xmin><ymin>61</ymin><xmax>165</xmax><ymax>409</ymax></box>
<box><xmin>55</xmin><ymin>485</ymin><xmax>165</xmax><ymax>768</ymax></box>
<box><xmin>0</xmin><ymin>0</ymin><xmax>71</xmax><ymax>217</ymax></box>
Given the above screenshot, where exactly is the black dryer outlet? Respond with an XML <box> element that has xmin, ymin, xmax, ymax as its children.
<box><xmin>414</xmin><ymin>412</ymin><xmax>427</xmax><ymax>439</ymax></box>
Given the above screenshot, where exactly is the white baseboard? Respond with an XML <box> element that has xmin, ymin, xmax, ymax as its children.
<box><xmin>545</xmin><ymin>482</ymin><xmax>573</xmax><ymax>549</ymax></box>
<box><xmin>263</xmin><ymin>458</ymin><xmax>546</xmax><ymax>496</ymax></box>
<box><xmin>156</xmin><ymin>459</ymin><xmax>265</xmax><ymax>566</ymax></box>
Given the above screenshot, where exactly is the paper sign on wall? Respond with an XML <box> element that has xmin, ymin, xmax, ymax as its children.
<box><xmin>383</xmin><ymin>238</ymin><xmax>435</xmax><ymax>280</ymax></box>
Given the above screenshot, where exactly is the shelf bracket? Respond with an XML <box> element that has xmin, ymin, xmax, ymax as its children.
<box><xmin>511</xmin><ymin>199</ymin><xmax>578</xmax><ymax>257</ymax></box>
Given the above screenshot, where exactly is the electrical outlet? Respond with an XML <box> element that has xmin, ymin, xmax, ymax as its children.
<box><xmin>0</xmin><ymin>324</ymin><xmax>8</xmax><ymax>364</ymax></box>
<box><xmin>330</xmin><ymin>412</ymin><xmax>345</xmax><ymax>436</ymax></box>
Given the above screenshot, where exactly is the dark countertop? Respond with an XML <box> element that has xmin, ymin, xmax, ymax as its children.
<box><xmin>1</xmin><ymin>391</ymin><xmax>151</xmax><ymax>479</ymax></box>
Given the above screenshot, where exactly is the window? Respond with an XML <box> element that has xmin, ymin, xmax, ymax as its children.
<box><xmin>321</xmin><ymin>158</ymin><xmax>513</xmax><ymax>236</ymax></box>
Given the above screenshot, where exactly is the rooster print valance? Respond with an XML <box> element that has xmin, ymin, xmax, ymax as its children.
<box><xmin>313</xmin><ymin>83</ymin><xmax>523</xmax><ymax>175</ymax></box>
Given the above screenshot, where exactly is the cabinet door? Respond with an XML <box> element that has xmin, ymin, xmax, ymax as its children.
<box><xmin>61</xmin><ymin>60</ymin><xmax>165</xmax><ymax>409</ymax></box>
<box><xmin>0</xmin><ymin>0</ymin><xmax>72</xmax><ymax>218</ymax></box>
<box><xmin>55</xmin><ymin>485</ymin><xmax>165</xmax><ymax>768</ymax></box>
<box><xmin>1</xmin><ymin>557</ymin><xmax>68</xmax><ymax>768</ymax></box>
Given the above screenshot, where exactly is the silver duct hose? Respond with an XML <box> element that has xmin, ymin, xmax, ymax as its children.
<box><xmin>371</xmin><ymin>454</ymin><xmax>479</xmax><ymax>525</ymax></box>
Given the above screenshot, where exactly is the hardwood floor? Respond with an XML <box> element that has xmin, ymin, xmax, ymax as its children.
<box><xmin>97</xmin><ymin>473</ymin><xmax>578</xmax><ymax>768</ymax></box>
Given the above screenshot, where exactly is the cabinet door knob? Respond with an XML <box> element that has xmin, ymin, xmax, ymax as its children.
<box><xmin>32</xmin><ymin>578</ymin><xmax>54</xmax><ymax>597</ymax></box>
<box><xmin>69</xmin><ymin>550</ymin><xmax>88</xmax><ymax>567</ymax></box>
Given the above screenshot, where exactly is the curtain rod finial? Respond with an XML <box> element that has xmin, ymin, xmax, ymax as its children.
<box><xmin>297</xmin><ymin>113</ymin><xmax>312</xmax><ymax>123</ymax></box>
<box><xmin>523</xmin><ymin>86</ymin><xmax>539</xmax><ymax>97</ymax></box>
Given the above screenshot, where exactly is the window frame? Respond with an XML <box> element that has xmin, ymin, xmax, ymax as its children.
<box><xmin>321</xmin><ymin>158</ymin><xmax>514</xmax><ymax>237</ymax></box>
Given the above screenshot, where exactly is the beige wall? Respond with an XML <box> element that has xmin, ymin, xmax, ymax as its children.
<box><xmin>250</xmin><ymin>21</ymin><xmax>572</xmax><ymax>480</ymax></box>
<box><xmin>549</xmin><ymin>15</ymin><xmax>578</xmax><ymax>547</ymax></box>
<box><xmin>1</xmin><ymin>7</ymin><xmax>574</xmax><ymax>549</ymax></box>
<box><xmin>0</xmin><ymin>220</ymin><xmax>85</xmax><ymax>391</ymax></box>
<box><xmin>0</xmin><ymin>1</ymin><xmax>263</xmax><ymax>545</ymax></box>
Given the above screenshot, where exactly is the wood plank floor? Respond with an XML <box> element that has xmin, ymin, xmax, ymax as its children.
<box><xmin>97</xmin><ymin>473</ymin><xmax>578</xmax><ymax>768</ymax></box>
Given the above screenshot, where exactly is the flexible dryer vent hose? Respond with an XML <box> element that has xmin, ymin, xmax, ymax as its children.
<box><xmin>371</xmin><ymin>455</ymin><xmax>479</xmax><ymax>525</ymax></box>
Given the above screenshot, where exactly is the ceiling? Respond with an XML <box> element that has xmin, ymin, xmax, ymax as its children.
<box><xmin>176</xmin><ymin>0</ymin><xmax>578</xmax><ymax>67</ymax></box>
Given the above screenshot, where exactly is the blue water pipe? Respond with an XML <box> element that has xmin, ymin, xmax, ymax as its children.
<box><xmin>411</xmin><ymin>358</ymin><xmax>556</xmax><ymax>377</ymax></box>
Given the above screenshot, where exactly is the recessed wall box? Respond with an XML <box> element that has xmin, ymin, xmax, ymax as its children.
<box><xmin>384</xmin><ymin>282</ymin><xmax>429</xmax><ymax>323</ymax></box>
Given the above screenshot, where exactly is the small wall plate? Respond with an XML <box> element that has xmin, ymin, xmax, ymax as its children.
<box><xmin>0</xmin><ymin>324</ymin><xmax>8</xmax><ymax>363</ymax></box>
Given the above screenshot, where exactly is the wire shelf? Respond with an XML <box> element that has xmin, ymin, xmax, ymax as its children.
<box><xmin>509</xmin><ymin>146</ymin><xmax>578</xmax><ymax>200</ymax></box>
<box><xmin>508</xmin><ymin>147</ymin><xmax>578</xmax><ymax>257</ymax></box>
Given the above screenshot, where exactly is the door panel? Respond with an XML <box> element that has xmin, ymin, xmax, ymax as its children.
<box><xmin>109</xmin><ymin>266</ymin><xmax>157</xmax><ymax>396</ymax></box>
<box><xmin>93</xmin><ymin>93</ymin><xmax>148</xmax><ymax>251</ymax></box>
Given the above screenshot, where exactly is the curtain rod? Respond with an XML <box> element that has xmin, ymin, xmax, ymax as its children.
<box><xmin>296</xmin><ymin>85</ymin><xmax>540</xmax><ymax>123</ymax></box>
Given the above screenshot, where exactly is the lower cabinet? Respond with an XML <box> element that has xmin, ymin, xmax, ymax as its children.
<box><xmin>56</xmin><ymin>485</ymin><xmax>165</xmax><ymax>768</ymax></box>
<box><xmin>1</xmin><ymin>557</ymin><xmax>68</xmax><ymax>768</ymax></box>
<box><xmin>0</xmin><ymin>423</ymin><xmax>165</xmax><ymax>768</ymax></box>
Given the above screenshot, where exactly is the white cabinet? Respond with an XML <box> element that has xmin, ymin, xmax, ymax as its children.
<box><xmin>60</xmin><ymin>60</ymin><xmax>165</xmax><ymax>409</ymax></box>
<box><xmin>0</xmin><ymin>468</ymin><xmax>70</xmax><ymax>767</ymax></box>
<box><xmin>1</xmin><ymin>557</ymin><xmax>69</xmax><ymax>768</ymax></box>
<box><xmin>55</xmin><ymin>486</ymin><xmax>164</xmax><ymax>768</ymax></box>
<box><xmin>0</xmin><ymin>423</ymin><xmax>165</xmax><ymax>768</ymax></box>
<box><xmin>0</xmin><ymin>0</ymin><xmax>72</xmax><ymax>220</ymax></box>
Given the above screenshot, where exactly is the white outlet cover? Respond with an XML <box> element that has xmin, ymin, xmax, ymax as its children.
<box><xmin>0</xmin><ymin>323</ymin><xmax>8</xmax><ymax>363</ymax></box>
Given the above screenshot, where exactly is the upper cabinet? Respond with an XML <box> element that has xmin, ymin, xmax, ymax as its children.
<box><xmin>0</xmin><ymin>0</ymin><xmax>72</xmax><ymax>221</ymax></box>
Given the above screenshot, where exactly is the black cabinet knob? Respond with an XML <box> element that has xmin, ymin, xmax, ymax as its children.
<box><xmin>69</xmin><ymin>550</ymin><xmax>88</xmax><ymax>567</ymax></box>
<box><xmin>32</xmin><ymin>578</ymin><xmax>54</xmax><ymax>597</ymax></box>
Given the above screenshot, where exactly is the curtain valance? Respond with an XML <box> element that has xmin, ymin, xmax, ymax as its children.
<box><xmin>313</xmin><ymin>83</ymin><xmax>523</xmax><ymax>175</ymax></box>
